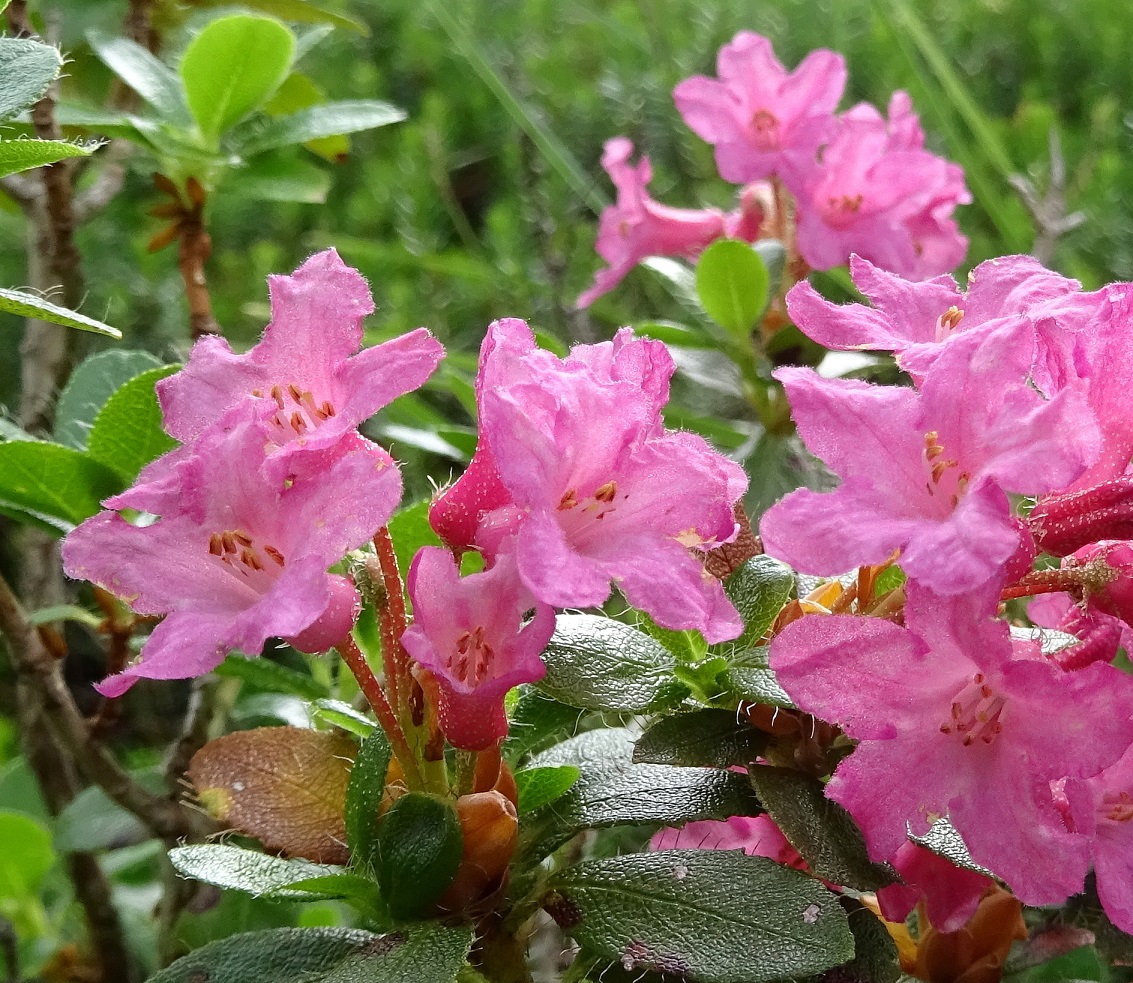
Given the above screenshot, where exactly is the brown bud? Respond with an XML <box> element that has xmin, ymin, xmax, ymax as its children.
<box><xmin>436</xmin><ymin>790</ymin><xmax>518</xmax><ymax>913</ymax></box>
<box><xmin>913</xmin><ymin>886</ymin><xmax>1027</xmax><ymax>983</ymax></box>
<box><xmin>1028</xmin><ymin>477</ymin><xmax>1133</xmax><ymax>557</ymax></box>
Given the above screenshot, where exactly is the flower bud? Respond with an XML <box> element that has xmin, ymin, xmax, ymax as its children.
<box><xmin>1028</xmin><ymin>477</ymin><xmax>1133</xmax><ymax>557</ymax></box>
<box><xmin>912</xmin><ymin>886</ymin><xmax>1027</xmax><ymax>983</ymax></box>
<box><xmin>436</xmin><ymin>790</ymin><xmax>519</xmax><ymax>913</ymax></box>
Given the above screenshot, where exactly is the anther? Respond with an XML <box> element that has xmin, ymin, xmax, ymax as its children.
<box><xmin>558</xmin><ymin>489</ymin><xmax>579</xmax><ymax>511</ymax></box>
<box><xmin>594</xmin><ymin>480</ymin><xmax>617</xmax><ymax>503</ymax></box>
<box><xmin>270</xmin><ymin>385</ymin><xmax>285</xmax><ymax>409</ymax></box>
<box><xmin>264</xmin><ymin>545</ymin><xmax>285</xmax><ymax>567</ymax></box>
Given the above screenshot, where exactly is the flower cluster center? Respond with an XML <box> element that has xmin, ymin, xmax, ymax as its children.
<box><xmin>1101</xmin><ymin>789</ymin><xmax>1133</xmax><ymax>824</ymax></box>
<box><xmin>939</xmin><ymin>672</ymin><xmax>1006</xmax><ymax>747</ymax></box>
<box><xmin>252</xmin><ymin>383</ymin><xmax>337</xmax><ymax>440</ymax></box>
<box><xmin>750</xmin><ymin>108</ymin><xmax>781</xmax><ymax>150</ymax></box>
<box><xmin>821</xmin><ymin>192</ymin><xmax>865</xmax><ymax>227</ymax></box>
<box><xmin>452</xmin><ymin>624</ymin><xmax>493</xmax><ymax>685</ymax></box>
<box><xmin>207</xmin><ymin>528</ymin><xmax>285</xmax><ymax>584</ymax></box>
<box><xmin>923</xmin><ymin>431</ymin><xmax>969</xmax><ymax>508</ymax></box>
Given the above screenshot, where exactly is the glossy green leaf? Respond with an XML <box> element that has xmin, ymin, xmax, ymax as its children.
<box><xmin>233</xmin><ymin>99</ymin><xmax>406</xmax><ymax>155</ymax></box>
<box><xmin>721</xmin><ymin>555</ymin><xmax>795</xmax><ymax>651</ymax></box>
<box><xmin>747</xmin><ymin>766</ymin><xmax>895</xmax><ymax>892</ymax></box>
<box><xmin>262</xmin><ymin>73</ymin><xmax>349</xmax><ymax>160</ymax></box>
<box><xmin>0</xmin><ymin>810</ymin><xmax>55</xmax><ymax>900</ymax></box>
<box><xmin>695</xmin><ymin>239</ymin><xmax>769</xmax><ymax>338</ymax></box>
<box><xmin>87</xmin><ymin>32</ymin><xmax>187</xmax><ymax>123</ymax></box>
<box><xmin>148</xmin><ymin>924</ymin><xmax>474</xmax><ymax>983</ymax></box>
<box><xmin>168</xmin><ymin>844</ymin><xmax>341</xmax><ymax>900</ymax></box>
<box><xmin>522</xmin><ymin>729</ymin><xmax>762</xmax><ymax>859</ymax></box>
<box><xmin>345</xmin><ymin>728</ymin><xmax>392</xmax><ymax>869</ymax></box>
<box><xmin>0</xmin><ymin>286</ymin><xmax>122</xmax><ymax>338</ymax></box>
<box><xmin>538</xmin><ymin>614</ymin><xmax>689</xmax><ymax>712</ymax></box>
<box><xmin>375</xmin><ymin>792</ymin><xmax>462</xmax><ymax>920</ymax></box>
<box><xmin>549</xmin><ymin>850</ymin><xmax>853</xmax><ymax>983</ymax></box>
<box><xmin>180</xmin><ymin>15</ymin><xmax>296</xmax><ymax>140</ymax></box>
<box><xmin>311</xmin><ymin>699</ymin><xmax>377</xmax><ymax>738</ymax></box>
<box><xmin>723</xmin><ymin>647</ymin><xmax>795</xmax><ymax>709</ymax></box>
<box><xmin>633</xmin><ymin>710</ymin><xmax>770</xmax><ymax>769</ymax></box>
<box><xmin>816</xmin><ymin>900</ymin><xmax>900</xmax><ymax>983</ymax></box>
<box><xmin>0</xmin><ymin>137</ymin><xmax>96</xmax><ymax>178</ymax></box>
<box><xmin>54</xmin><ymin>350</ymin><xmax>163</xmax><ymax>450</ymax></box>
<box><xmin>214</xmin><ymin>653</ymin><xmax>330</xmax><ymax>700</ymax></box>
<box><xmin>0</xmin><ymin>37</ymin><xmax>62</xmax><ymax>122</ymax></box>
<box><xmin>86</xmin><ymin>365</ymin><xmax>179</xmax><ymax>482</ymax></box>
<box><xmin>0</xmin><ymin>441</ymin><xmax>121</xmax><ymax>532</ymax></box>
<box><xmin>514</xmin><ymin>765</ymin><xmax>580</xmax><ymax>815</ymax></box>
<box><xmin>503</xmin><ymin>688</ymin><xmax>587</xmax><ymax>764</ymax></box>
<box><xmin>226</xmin><ymin>153</ymin><xmax>331</xmax><ymax>203</ymax></box>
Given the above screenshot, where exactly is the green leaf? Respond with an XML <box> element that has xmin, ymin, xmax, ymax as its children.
<box><xmin>168</xmin><ymin>843</ymin><xmax>341</xmax><ymax>899</ymax></box>
<box><xmin>55</xmin><ymin>350</ymin><xmax>163</xmax><ymax>450</ymax></box>
<box><xmin>747</xmin><ymin>766</ymin><xmax>895</xmax><ymax>892</ymax></box>
<box><xmin>311</xmin><ymin>699</ymin><xmax>377</xmax><ymax>738</ymax></box>
<box><xmin>147</xmin><ymin>924</ymin><xmax>474</xmax><ymax>983</ymax></box>
<box><xmin>0</xmin><ymin>137</ymin><xmax>97</xmax><ymax>178</ymax></box>
<box><xmin>180</xmin><ymin>14</ymin><xmax>296</xmax><ymax>140</ymax></box>
<box><xmin>522</xmin><ymin>729</ymin><xmax>762</xmax><ymax>859</ymax></box>
<box><xmin>722</xmin><ymin>647</ymin><xmax>794</xmax><ymax>709</ymax></box>
<box><xmin>695</xmin><ymin>239</ymin><xmax>769</xmax><ymax>339</ymax></box>
<box><xmin>375</xmin><ymin>792</ymin><xmax>462</xmax><ymax>920</ymax></box>
<box><xmin>0</xmin><ymin>37</ymin><xmax>62</xmax><ymax>122</ymax></box>
<box><xmin>549</xmin><ymin>850</ymin><xmax>854</xmax><ymax>983</ymax></box>
<box><xmin>214</xmin><ymin>653</ymin><xmax>330</xmax><ymax>700</ymax></box>
<box><xmin>720</xmin><ymin>555</ymin><xmax>795</xmax><ymax>651</ymax></box>
<box><xmin>193</xmin><ymin>0</ymin><xmax>368</xmax><ymax>35</ymax></box>
<box><xmin>54</xmin><ymin>769</ymin><xmax>163</xmax><ymax>852</ymax></box>
<box><xmin>233</xmin><ymin>99</ymin><xmax>406</xmax><ymax>155</ymax></box>
<box><xmin>538</xmin><ymin>614</ymin><xmax>689</xmax><ymax>712</ymax></box>
<box><xmin>503</xmin><ymin>687</ymin><xmax>587</xmax><ymax>764</ymax></box>
<box><xmin>0</xmin><ymin>441</ymin><xmax>121</xmax><ymax>532</ymax></box>
<box><xmin>87</xmin><ymin>32</ymin><xmax>187</xmax><ymax>124</ymax></box>
<box><xmin>262</xmin><ymin>73</ymin><xmax>349</xmax><ymax>161</ymax></box>
<box><xmin>0</xmin><ymin>285</ymin><xmax>122</xmax><ymax>338</ymax></box>
<box><xmin>633</xmin><ymin>610</ymin><xmax>708</xmax><ymax>663</ymax></box>
<box><xmin>85</xmin><ymin>365</ymin><xmax>179</xmax><ymax>483</ymax></box>
<box><xmin>817</xmin><ymin>900</ymin><xmax>900</xmax><ymax>983</ymax></box>
<box><xmin>225</xmin><ymin>153</ymin><xmax>330</xmax><ymax>203</ymax></box>
<box><xmin>345</xmin><ymin>729</ymin><xmax>392</xmax><ymax>870</ymax></box>
<box><xmin>514</xmin><ymin>765</ymin><xmax>580</xmax><ymax>815</ymax></box>
<box><xmin>0</xmin><ymin>810</ymin><xmax>55</xmax><ymax>901</ymax></box>
<box><xmin>633</xmin><ymin>710</ymin><xmax>770</xmax><ymax>769</ymax></box>
<box><xmin>28</xmin><ymin>604</ymin><xmax>102</xmax><ymax>629</ymax></box>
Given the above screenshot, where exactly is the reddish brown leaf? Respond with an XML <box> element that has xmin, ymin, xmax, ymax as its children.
<box><xmin>188</xmin><ymin>726</ymin><xmax>357</xmax><ymax>865</ymax></box>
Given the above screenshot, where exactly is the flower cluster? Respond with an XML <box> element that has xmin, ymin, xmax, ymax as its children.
<box><xmin>579</xmin><ymin>32</ymin><xmax>969</xmax><ymax>305</ymax></box>
<box><xmin>762</xmin><ymin>256</ymin><xmax>1133</xmax><ymax>930</ymax></box>
<box><xmin>63</xmin><ymin>256</ymin><xmax>747</xmax><ymax>754</ymax></box>
<box><xmin>62</xmin><ymin>250</ymin><xmax>445</xmax><ymax>695</ymax></box>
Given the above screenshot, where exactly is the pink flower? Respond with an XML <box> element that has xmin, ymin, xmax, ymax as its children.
<box><xmin>1028</xmin><ymin>590</ymin><xmax>1129</xmax><ymax>671</ymax></box>
<box><xmin>787</xmin><ymin>253</ymin><xmax>1104</xmax><ymax>385</ymax></box>
<box><xmin>1066</xmin><ymin>747</ymin><xmax>1133</xmax><ymax>934</ymax></box>
<box><xmin>62</xmin><ymin>406</ymin><xmax>400</xmax><ymax>696</ymax></box>
<box><xmin>429</xmin><ymin>319</ymin><xmax>746</xmax><ymax>643</ymax></box>
<box><xmin>770</xmin><ymin>581</ymin><xmax>1133</xmax><ymax>905</ymax></box>
<box><xmin>760</xmin><ymin>319</ymin><xmax>1101</xmax><ymax>594</ymax></box>
<box><xmin>793</xmin><ymin>94</ymin><xmax>970</xmax><ymax>280</ymax></box>
<box><xmin>402</xmin><ymin>547</ymin><xmax>555</xmax><ymax>750</ymax></box>
<box><xmin>578</xmin><ymin>138</ymin><xmax>742</xmax><ymax>308</ymax></box>
<box><xmin>1029</xmin><ymin>478</ymin><xmax>1133</xmax><ymax>557</ymax></box>
<box><xmin>157</xmin><ymin>248</ymin><xmax>444</xmax><ymax>459</ymax></box>
<box><xmin>673</xmin><ymin>31</ymin><xmax>845</xmax><ymax>184</ymax></box>
<box><xmin>649</xmin><ymin>814</ymin><xmax>807</xmax><ymax>872</ymax></box>
<box><xmin>876</xmin><ymin>842</ymin><xmax>990</xmax><ymax>934</ymax></box>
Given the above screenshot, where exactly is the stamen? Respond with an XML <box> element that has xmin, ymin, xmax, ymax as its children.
<box><xmin>321</xmin><ymin>401</ymin><xmax>336</xmax><ymax>418</ymax></box>
<box><xmin>208</xmin><ymin>533</ymin><xmax>224</xmax><ymax>556</ymax></box>
<box><xmin>241</xmin><ymin>548</ymin><xmax>263</xmax><ymax>571</ymax></box>
<box><xmin>233</xmin><ymin>531</ymin><xmax>253</xmax><ymax>547</ymax></box>
<box><xmin>221</xmin><ymin>531</ymin><xmax>237</xmax><ymax>554</ymax></box>
<box><xmin>264</xmin><ymin>545</ymin><xmax>285</xmax><ymax>567</ymax></box>
<box><xmin>290</xmin><ymin>412</ymin><xmax>308</xmax><ymax>434</ymax></box>
<box><xmin>270</xmin><ymin>384</ymin><xmax>285</xmax><ymax>409</ymax></box>
<box><xmin>558</xmin><ymin>489</ymin><xmax>579</xmax><ymax>511</ymax></box>
<box><xmin>594</xmin><ymin>480</ymin><xmax>617</xmax><ymax>503</ymax></box>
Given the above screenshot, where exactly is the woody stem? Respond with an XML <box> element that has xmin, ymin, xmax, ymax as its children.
<box><xmin>372</xmin><ymin>527</ymin><xmax>412</xmax><ymax>726</ymax></box>
<box><xmin>335</xmin><ymin>634</ymin><xmax>422</xmax><ymax>789</ymax></box>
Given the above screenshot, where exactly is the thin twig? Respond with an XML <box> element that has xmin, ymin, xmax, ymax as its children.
<box><xmin>0</xmin><ymin>571</ymin><xmax>209</xmax><ymax>842</ymax></box>
<box><xmin>0</xmin><ymin>173</ymin><xmax>41</xmax><ymax>205</ymax></box>
<box><xmin>1009</xmin><ymin>128</ymin><xmax>1086</xmax><ymax>266</ymax></box>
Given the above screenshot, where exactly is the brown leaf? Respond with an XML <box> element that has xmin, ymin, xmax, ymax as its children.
<box><xmin>188</xmin><ymin>726</ymin><xmax>357</xmax><ymax>865</ymax></box>
<box><xmin>147</xmin><ymin>223</ymin><xmax>181</xmax><ymax>253</ymax></box>
<box><xmin>152</xmin><ymin>172</ymin><xmax>182</xmax><ymax>200</ymax></box>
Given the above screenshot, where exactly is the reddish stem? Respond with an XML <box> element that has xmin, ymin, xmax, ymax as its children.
<box><xmin>335</xmin><ymin>634</ymin><xmax>421</xmax><ymax>788</ymax></box>
<box><xmin>373</xmin><ymin>527</ymin><xmax>412</xmax><ymax>724</ymax></box>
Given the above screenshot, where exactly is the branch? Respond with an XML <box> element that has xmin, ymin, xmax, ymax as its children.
<box><xmin>0</xmin><ymin>173</ymin><xmax>41</xmax><ymax>207</ymax></box>
<box><xmin>0</xmin><ymin>571</ymin><xmax>212</xmax><ymax>842</ymax></box>
<box><xmin>1009</xmin><ymin>128</ymin><xmax>1086</xmax><ymax>266</ymax></box>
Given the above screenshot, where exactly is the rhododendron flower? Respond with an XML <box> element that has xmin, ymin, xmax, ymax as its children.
<box><xmin>788</xmin><ymin>254</ymin><xmax>1102</xmax><ymax>384</ymax></box>
<box><xmin>770</xmin><ymin>582</ymin><xmax>1133</xmax><ymax>904</ymax></box>
<box><xmin>62</xmin><ymin>407</ymin><xmax>400</xmax><ymax>696</ymax></box>
<box><xmin>402</xmin><ymin>547</ymin><xmax>555</xmax><ymax>750</ymax></box>
<box><xmin>1028</xmin><ymin>590</ymin><xmax>1130</xmax><ymax>671</ymax></box>
<box><xmin>578</xmin><ymin>138</ymin><xmax>759</xmax><ymax>308</ymax></box>
<box><xmin>158</xmin><ymin>248</ymin><xmax>444</xmax><ymax>457</ymax></box>
<box><xmin>1028</xmin><ymin>540</ymin><xmax>1133</xmax><ymax>634</ymax></box>
<box><xmin>760</xmin><ymin>319</ymin><xmax>1100</xmax><ymax>593</ymax></box>
<box><xmin>649</xmin><ymin>815</ymin><xmax>807</xmax><ymax>872</ymax></box>
<box><xmin>876</xmin><ymin>841</ymin><xmax>990</xmax><ymax>934</ymax></box>
<box><xmin>792</xmin><ymin>94</ymin><xmax>970</xmax><ymax>280</ymax></box>
<box><xmin>674</xmin><ymin>31</ymin><xmax>845</xmax><ymax>184</ymax></box>
<box><xmin>1066</xmin><ymin>746</ymin><xmax>1133</xmax><ymax>934</ymax></box>
<box><xmin>430</xmin><ymin>318</ymin><xmax>746</xmax><ymax>642</ymax></box>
